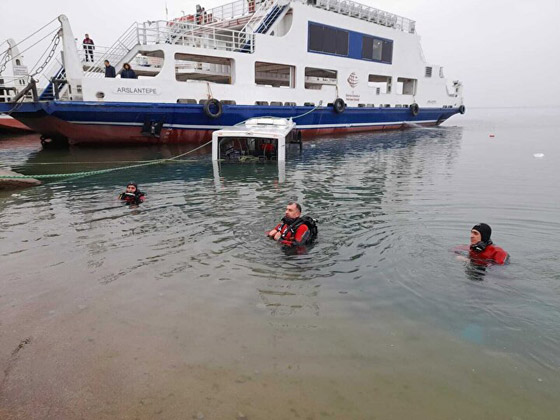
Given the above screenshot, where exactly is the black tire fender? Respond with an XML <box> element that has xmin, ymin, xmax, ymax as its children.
<box><xmin>333</xmin><ymin>98</ymin><xmax>346</xmax><ymax>114</ymax></box>
<box><xmin>459</xmin><ymin>105</ymin><xmax>466</xmax><ymax>114</ymax></box>
<box><xmin>410</xmin><ymin>103</ymin><xmax>419</xmax><ymax>116</ymax></box>
<box><xmin>203</xmin><ymin>98</ymin><xmax>223</xmax><ymax>119</ymax></box>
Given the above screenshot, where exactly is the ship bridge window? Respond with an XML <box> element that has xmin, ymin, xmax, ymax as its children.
<box><xmin>305</xmin><ymin>67</ymin><xmax>337</xmax><ymax>90</ymax></box>
<box><xmin>396</xmin><ymin>77</ymin><xmax>417</xmax><ymax>95</ymax></box>
<box><xmin>425</xmin><ymin>67</ymin><xmax>432</xmax><ymax>77</ymax></box>
<box><xmin>439</xmin><ymin>67</ymin><xmax>444</xmax><ymax>78</ymax></box>
<box><xmin>175</xmin><ymin>53</ymin><xmax>232</xmax><ymax>84</ymax></box>
<box><xmin>368</xmin><ymin>74</ymin><xmax>391</xmax><ymax>94</ymax></box>
<box><xmin>130</xmin><ymin>50</ymin><xmax>164</xmax><ymax>78</ymax></box>
<box><xmin>308</xmin><ymin>23</ymin><xmax>349</xmax><ymax>56</ymax></box>
<box><xmin>361</xmin><ymin>36</ymin><xmax>393</xmax><ymax>64</ymax></box>
<box><xmin>255</xmin><ymin>62</ymin><xmax>295</xmax><ymax>88</ymax></box>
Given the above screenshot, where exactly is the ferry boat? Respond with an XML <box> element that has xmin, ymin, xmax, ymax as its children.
<box><xmin>0</xmin><ymin>39</ymin><xmax>34</xmax><ymax>133</ymax></box>
<box><xmin>0</xmin><ymin>0</ymin><xmax>464</xmax><ymax>146</ymax></box>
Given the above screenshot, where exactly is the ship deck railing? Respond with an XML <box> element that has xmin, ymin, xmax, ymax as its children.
<box><xmin>142</xmin><ymin>20</ymin><xmax>255</xmax><ymax>51</ymax></box>
<box><xmin>181</xmin><ymin>0</ymin><xmax>415</xmax><ymax>33</ymax></box>
<box><xmin>84</xmin><ymin>20</ymin><xmax>255</xmax><ymax>78</ymax></box>
<box><xmin>0</xmin><ymin>75</ymin><xmax>32</xmax><ymax>103</ymax></box>
<box><xmin>189</xmin><ymin>0</ymin><xmax>256</xmax><ymax>25</ymax></box>
<box><xmin>310</xmin><ymin>0</ymin><xmax>415</xmax><ymax>33</ymax></box>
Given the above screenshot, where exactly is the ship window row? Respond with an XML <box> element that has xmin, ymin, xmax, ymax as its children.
<box><xmin>175</xmin><ymin>100</ymin><xmax>423</xmax><ymax>108</ymax></box>
<box><xmin>308</xmin><ymin>23</ymin><xmax>349</xmax><ymax>56</ymax></box>
<box><xmin>169</xmin><ymin>54</ymin><xmax>414</xmax><ymax>95</ymax></box>
<box><xmin>308</xmin><ymin>22</ymin><xmax>393</xmax><ymax>64</ymax></box>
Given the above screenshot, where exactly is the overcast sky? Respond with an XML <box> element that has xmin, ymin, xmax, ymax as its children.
<box><xmin>1</xmin><ymin>0</ymin><xmax>559</xmax><ymax>107</ymax></box>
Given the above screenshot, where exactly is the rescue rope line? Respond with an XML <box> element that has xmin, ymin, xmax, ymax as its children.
<box><xmin>22</xmin><ymin>159</ymin><xmax>199</xmax><ymax>166</ymax></box>
<box><xmin>0</xmin><ymin>140</ymin><xmax>213</xmax><ymax>181</ymax></box>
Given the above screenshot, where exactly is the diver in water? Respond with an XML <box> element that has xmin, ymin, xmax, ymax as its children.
<box><xmin>118</xmin><ymin>182</ymin><xmax>145</xmax><ymax>205</ymax></box>
<box><xmin>467</xmin><ymin>223</ymin><xmax>509</xmax><ymax>265</ymax></box>
<box><xmin>267</xmin><ymin>202</ymin><xmax>317</xmax><ymax>247</ymax></box>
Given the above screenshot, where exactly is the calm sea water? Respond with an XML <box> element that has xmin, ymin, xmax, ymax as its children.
<box><xmin>1</xmin><ymin>107</ymin><xmax>559</xmax><ymax>419</ymax></box>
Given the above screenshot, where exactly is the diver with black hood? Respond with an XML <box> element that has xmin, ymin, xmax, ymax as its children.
<box><xmin>118</xmin><ymin>182</ymin><xmax>145</xmax><ymax>205</ymax></box>
<box><xmin>468</xmin><ymin>223</ymin><xmax>509</xmax><ymax>265</ymax></box>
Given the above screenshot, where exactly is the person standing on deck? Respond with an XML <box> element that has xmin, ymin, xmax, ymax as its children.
<box><xmin>104</xmin><ymin>60</ymin><xmax>116</xmax><ymax>78</ymax></box>
<box><xmin>120</xmin><ymin>63</ymin><xmax>137</xmax><ymax>79</ymax></box>
<box><xmin>83</xmin><ymin>34</ymin><xmax>95</xmax><ymax>62</ymax></box>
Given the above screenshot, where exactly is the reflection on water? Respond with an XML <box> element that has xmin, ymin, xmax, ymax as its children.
<box><xmin>2</xmin><ymin>112</ymin><xmax>560</xmax><ymax>418</ymax></box>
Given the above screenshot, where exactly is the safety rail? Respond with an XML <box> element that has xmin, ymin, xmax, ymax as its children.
<box><xmin>84</xmin><ymin>20</ymin><xmax>255</xmax><ymax>78</ymax></box>
<box><xmin>84</xmin><ymin>22</ymin><xmax>140</xmax><ymax>78</ymax></box>
<box><xmin>191</xmin><ymin>0</ymin><xmax>415</xmax><ymax>33</ymax></box>
<box><xmin>77</xmin><ymin>43</ymin><xmax>128</xmax><ymax>66</ymax></box>
<box><xmin>234</xmin><ymin>0</ymin><xmax>278</xmax><ymax>51</ymax></box>
<box><xmin>140</xmin><ymin>20</ymin><xmax>255</xmax><ymax>52</ymax></box>
<box><xmin>194</xmin><ymin>0</ymin><xmax>257</xmax><ymax>24</ymax></box>
<box><xmin>310</xmin><ymin>0</ymin><xmax>415</xmax><ymax>33</ymax></box>
<box><xmin>0</xmin><ymin>75</ymin><xmax>31</xmax><ymax>103</ymax></box>
<box><xmin>240</xmin><ymin>0</ymin><xmax>276</xmax><ymax>32</ymax></box>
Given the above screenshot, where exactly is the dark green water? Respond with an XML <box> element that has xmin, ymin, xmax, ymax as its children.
<box><xmin>1</xmin><ymin>108</ymin><xmax>559</xmax><ymax>419</ymax></box>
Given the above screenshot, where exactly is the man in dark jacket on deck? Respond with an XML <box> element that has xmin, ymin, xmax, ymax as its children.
<box><xmin>104</xmin><ymin>60</ymin><xmax>116</xmax><ymax>78</ymax></box>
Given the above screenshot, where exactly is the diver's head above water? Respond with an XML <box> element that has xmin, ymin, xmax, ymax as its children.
<box><xmin>283</xmin><ymin>201</ymin><xmax>302</xmax><ymax>224</ymax></box>
<box><xmin>119</xmin><ymin>182</ymin><xmax>145</xmax><ymax>205</ymax></box>
<box><xmin>471</xmin><ymin>223</ymin><xmax>491</xmax><ymax>244</ymax></box>
<box><xmin>125</xmin><ymin>182</ymin><xmax>138</xmax><ymax>194</ymax></box>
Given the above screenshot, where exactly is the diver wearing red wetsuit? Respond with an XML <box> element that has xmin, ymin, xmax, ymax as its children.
<box><xmin>267</xmin><ymin>202</ymin><xmax>310</xmax><ymax>246</ymax></box>
<box><xmin>469</xmin><ymin>223</ymin><xmax>509</xmax><ymax>265</ymax></box>
<box><xmin>118</xmin><ymin>182</ymin><xmax>145</xmax><ymax>205</ymax></box>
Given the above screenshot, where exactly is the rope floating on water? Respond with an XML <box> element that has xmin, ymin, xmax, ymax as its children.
<box><xmin>0</xmin><ymin>140</ymin><xmax>213</xmax><ymax>180</ymax></box>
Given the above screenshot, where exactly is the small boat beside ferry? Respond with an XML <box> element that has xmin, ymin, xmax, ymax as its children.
<box><xmin>0</xmin><ymin>115</ymin><xmax>33</xmax><ymax>134</ymax></box>
<box><xmin>0</xmin><ymin>0</ymin><xmax>464</xmax><ymax>146</ymax></box>
<box><xmin>0</xmin><ymin>39</ymin><xmax>34</xmax><ymax>134</ymax></box>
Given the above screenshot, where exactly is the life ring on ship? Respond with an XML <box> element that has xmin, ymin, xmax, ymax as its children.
<box><xmin>333</xmin><ymin>98</ymin><xmax>346</xmax><ymax>114</ymax></box>
<box><xmin>204</xmin><ymin>98</ymin><xmax>222</xmax><ymax>119</ymax></box>
<box><xmin>410</xmin><ymin>103</ymin><xmax>420</xmax><ymax>116</ymax></box>
<box><xmin>459</xmin><ymin>105</ymin><xmax>466</xmax><ymax>114</ymax></box>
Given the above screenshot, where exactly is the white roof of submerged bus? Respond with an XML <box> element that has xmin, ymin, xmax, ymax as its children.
<box><xmin>213</xmin><ymin>117</ymin><xmax>295</xmax><ymax>138</ymax></box>
<box><xmin>244</xmin><ymin>117</ymin><xmax>293</xmax><ymax>127</ymax></box>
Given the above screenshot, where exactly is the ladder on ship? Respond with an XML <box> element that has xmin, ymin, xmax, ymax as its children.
<box><xmin>39</xmin><ymin>67</ymin><xmax>66</xmax><ymax>100</ymax></box>
<box><xmin>254</xmin><ymin>4</ymin><xmax>287</xmax><ymax>34</ymax></box>
<box><xmin>237</xmin><ymin>0</ymin><xmax>289</xmax><ymax>52</ymax></box>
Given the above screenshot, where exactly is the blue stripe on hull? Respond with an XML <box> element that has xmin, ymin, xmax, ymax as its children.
<box><xmin>5</xmin><ymin>101</ymin><xmax>460</xmax><ymax>127</ymax></box>
<box><xmin>2</xmin><ymin>101</ymin><xmax>461</xmax><ymax>144</ymax></box>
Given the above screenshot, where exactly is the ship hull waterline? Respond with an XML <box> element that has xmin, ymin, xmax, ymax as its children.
<box><xmin>2</xmin><ymin>101</ymin><xmax>460</xmax><ymax>146</ymax></box>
